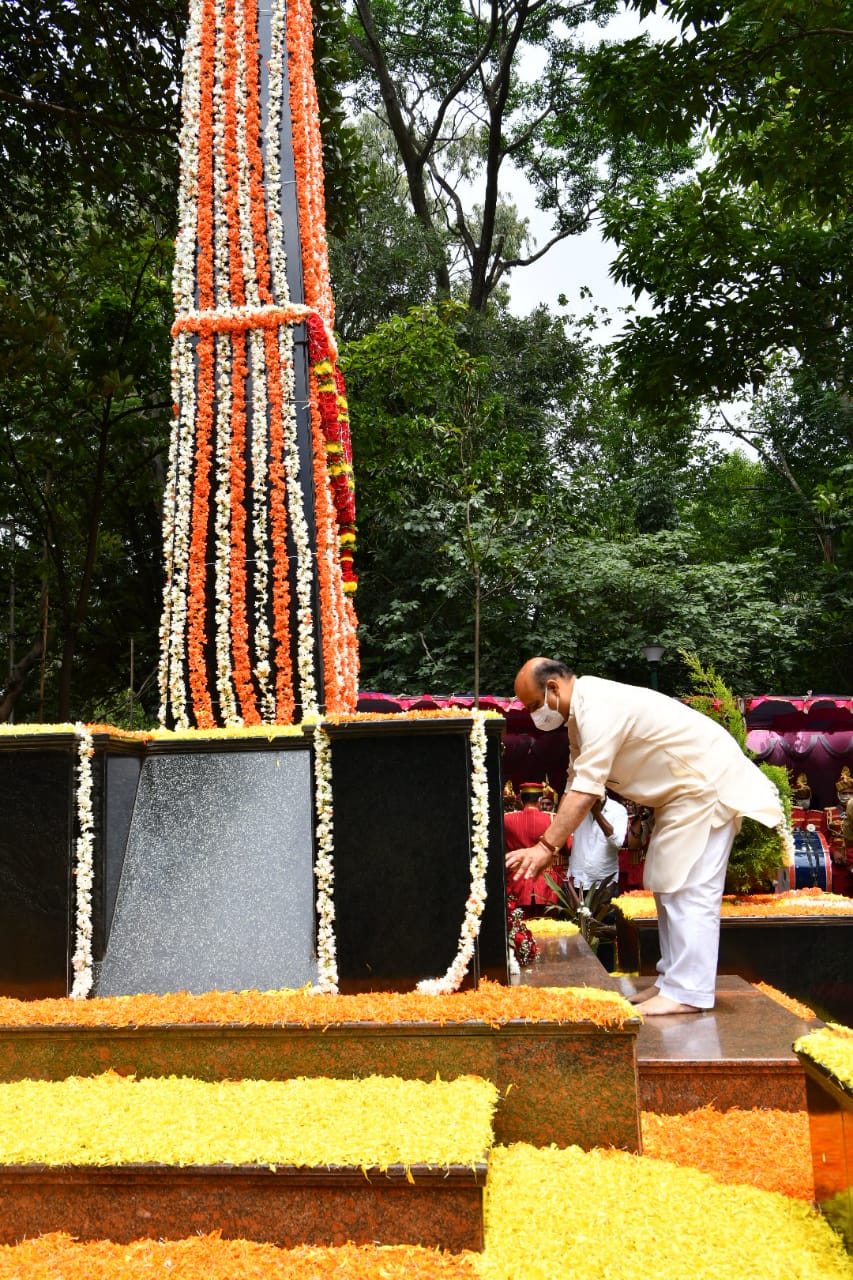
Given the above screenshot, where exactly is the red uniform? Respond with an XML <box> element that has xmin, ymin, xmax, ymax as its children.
<box><xmin>504</xmin><ymin>805</ymin><xmax>562</xmax><ymax>910</ymax></box>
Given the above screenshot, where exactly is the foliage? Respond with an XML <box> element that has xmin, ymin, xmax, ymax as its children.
<box><xmin>679</xmin><ymin>649</ymin><xmax>747</xmax><ymax>750</ymax></box>
<box><xmin>544</xmin><ymin>873</ymin><xmax>616</xmax><ymax>955</ymax></box>
<box><xmin>680</xmin><ymin>651</ymin><xmax>791</xmax><ymax>892</ymax></box>
<box><xmin>584</xmin><ymin>0</ymin><xmax>853</xmax><ymax>404</ymax></box>
<box><xmin>341</xmin><ymin>299</ymin><xmax>585</xmax><ymax>693</ymax></box>
<box><xmin>344</xmin><ymin>0</ymin><xmax>691</xmax><ymax>310</ymax></box>
<box><xmin>0</xmin><ymin>0</ymin><xmax>358</xmax><ymax>245</ymax></box>
<box><xmin>0</xmin><ymin>200</ymin><xmax>173</xmax><ymax>721</ymax></box>
<box><xmin>726</xmin><ymin>764</ymin><xmax>792</xmax><ymax>895</ymax></box>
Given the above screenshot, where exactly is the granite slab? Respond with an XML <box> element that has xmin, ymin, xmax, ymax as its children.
<box><xmin>0</xmin><ymin>1162</ymin><xmax>486</xmax><ymax>1250</ymax></box>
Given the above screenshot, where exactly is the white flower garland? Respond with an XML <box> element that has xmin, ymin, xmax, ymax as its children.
<box><xmin>278</xmin><ymin>327</ymin><xmax>319</xmax><ymax>716</ymax></box>
<box><xmin>312</xmin><ymin>721</ymin><xmax>338</xmax><ymax>992</ymax></box>
<box><xmin>417</xmin><ymin>712</ymin><xmax>490</xmax><ymax>995</ymax></box>
<box><xmin>248</xmin><ymin>328</ymin><xmax>275</xmax><ymax>719</ymax></box>
<box><xmin>775</xmin><ymin>784</ymin><xmax>797</xmax><ymax>890</ymax></box>
<box><xmin>213</xmin><ymin>332</ymin><xmax>240</xmax><ymax>723</ymax></box>
<box><xmin>70</xmin><ymin>725</ymin><xmax>95</xmax><ymax>999</ymax></box>
<box><xmin>264</xmin><ymin>0</ymin><xmax>290</xmax><ymax>302</ymax></box>
<box><xmin>234</xmin><ymin>0</ymin><xmax>261</xmax><ymax>307</ymax></box>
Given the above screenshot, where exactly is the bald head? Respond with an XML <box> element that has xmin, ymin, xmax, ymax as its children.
<box><xmin>515</xmin><ymin>656</ymin><xmax>575</xmax><ymax>714</ymax></box>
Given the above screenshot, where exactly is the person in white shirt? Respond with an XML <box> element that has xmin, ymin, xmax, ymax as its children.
<box><xmin>570</xmin><ymin>794</ymin><xmax>629</xmax><ymax>895</ymax></box>
<box><xmin>507</xmin><ymin>657</ymin><xmax>784</xmax><ymax>1015</ymax></box>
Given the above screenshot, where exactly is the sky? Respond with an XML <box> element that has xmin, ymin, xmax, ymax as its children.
<box><xmin>502</xmin><ymin>6</ymin><xmax>754</xmax><ymax>447</ymax></box>
<box><xmin>505</xmin><ymin>7</ymin><xmax>677</xmax><ymax>328</ymax></box>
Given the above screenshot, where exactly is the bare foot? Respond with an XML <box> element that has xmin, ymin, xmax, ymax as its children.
<box><xmin>627</xmin><ymin>985</ymin><xmax>659</xmax><ymax>1005</ymax></box>
<box><xmin>640</xmin><ymin>995</ymin><xmax>703</xmax><ymax>1016</ymax></box>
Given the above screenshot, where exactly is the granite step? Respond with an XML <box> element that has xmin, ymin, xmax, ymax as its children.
<box><xmin>522</xmin><ymin>933</ymin><xmax>822</xmax><ymax>1113</ymax></box>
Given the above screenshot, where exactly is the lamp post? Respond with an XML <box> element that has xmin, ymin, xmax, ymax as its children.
<box><xmin>641</xmin><ymin>643</ymin><xmax>664</xmax><ymax>691</ymax></box>
<box><xmin>0</xmin><ymin>520</ymin><xmax>14</xmax><ymax>687</ymax></box>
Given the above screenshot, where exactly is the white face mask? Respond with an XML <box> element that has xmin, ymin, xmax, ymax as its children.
<box><xmin>530</xmin><ymin>687</ymin><xmax>566</xmax><ymax>732</ymax></box>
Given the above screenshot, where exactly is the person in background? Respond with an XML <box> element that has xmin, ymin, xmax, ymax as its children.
<box><xmin>539</xmin><ymin>779</ymin><xmax>558</xmax><ymax>814</ymax></box>
<box><xmin>504</xmin><ymin>780</ymin><xmax>564</xmax><ymax>913</ymax></box>
<box><xmin>570</xmin><ymin>792</ymin><xmax>629</xmax><ymax>897</ymax></box>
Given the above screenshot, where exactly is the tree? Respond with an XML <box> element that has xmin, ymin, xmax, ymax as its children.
<box><xmin>583</xmin><ymin>0</ymin><xmax>853</xmax><ymax>403</ymax></box>
<box><xmin>344</xmin><ymin>0</ymin><xmax>689</xmax><ymax>311</ymax></box>
<box><xmin>0</xmin><ymin>200</ymin><xmax>173</xmax><ymax>721</ymax></box>
<box><xmin>341</xmin><ymin>300</ymin><xmax>586</xmax><ymax>691</ymax></box>
<box><xmin>0</xmin><ymin>0</ymin><xmax>358</xmax><ymax>242</ymax></box>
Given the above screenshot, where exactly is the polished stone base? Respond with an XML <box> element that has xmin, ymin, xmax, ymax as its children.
<box><xmin>798</xmin><ymin>1057</ymin><xmax>853</xmax><ymax>1252</ymax></box>
<box><xmin>621</xmin><ymin>975</ymin><xmax>820</xmax><ymax>1113</ymax></box>
<box><xmin>0</xmin><ymin>1015</ymin><xmax>641</xmax><ymax>1153</ymax></box>
<box><xmin>615</xmin><ymin>912</ymin><xmax>853</xmax><ymax>1027</ymax></box>
<box><xmin>0</xmin><ymin>1162</ymin><xmax>486</xmax><ymax>1251</ymax></box>
<box><xmin>522</xmin><ymin>934</ymin><xmax>820</xmax><ymax>1113</ymax></box>
<box><xmin>0</xmin><ymin>719</ymin><xmax>510</xmax><ymax>998</ymax></box>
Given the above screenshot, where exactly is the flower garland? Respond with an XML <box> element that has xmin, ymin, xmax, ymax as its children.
<box><xmin>507</xmin><ymin>892</ymin><xmax>538</xmax><ymax>966</ymax></box>
<box><xmin>417</xmin><ymin>712</ymin><xmax>490</xmax><ymax>995</ymax></box>
<box><xmin>312</xmin><ymin>721</ymin><xmax>338</xmax><ymax>992</ymax></box>
<box><xmin>69</xmin><ymin>725</ymin><xmax>95</xmax><ymax>999</ymax></box>
<box><xmin>307</xmin><ymin>313</ymin><xmax>357</xmax><ymax>595</ymax></box>
<box><xmin>158</xmin><ymin>0</ymin><xmax>358</xmax><ymax>729</ymax></box>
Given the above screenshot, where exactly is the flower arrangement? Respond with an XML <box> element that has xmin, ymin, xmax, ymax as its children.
<box><xmin>0</xmin><ymin>1103</ymin><xmax>831</xmax><ymax>1276</ymax></box>
<box><xmin>795</xmin><ymin>1023</ymin><xmax>853</xmax><ymax>1092</ymax></box>
<box><xmin>506</xmin><ymin>892</ymin><xmax>538</xmax><ymax>966</ymax></box>
<box><xmin>482</xmin><ymin>1143</ymin><xmax>849</xmax><ymax>1280</ymax></box>
<box><xmin>615</xmin><ymin>889</ymin><xmax>853</xmax><ymax>920</ymax></box>
<box><xmin>0</xmin><ymin>982</ymin><xmax>635</xmax><ymax>1029</ymax></box>
<box><xmin>0</xmin><ymin>1072</ymin><xmax>497</xmax><ymax>1170</ymax></box>
<box><xmin>159</xmin><ymin>0</ymin><xmax>358</xmax><ymax>730</ymax></box>
<box><xmin>640</xmin><ymin>1105</ymin><xmax>814</xmax><ymax>1202</ymax></box>
<box><xmin>754</xmin><ymin>981</ymin><xmax>817</xmax><ymax>1021</ymax></box>
<box><xmin>0</xmin><ymin>1238</ymin><xmax>481</xmax><ymax>1280</ymax></box>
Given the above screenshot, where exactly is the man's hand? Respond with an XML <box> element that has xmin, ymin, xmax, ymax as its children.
<box><xmin>506</xmin><ymin>842</ymin><xmax>553</xmax><ymax>882</ymax></box>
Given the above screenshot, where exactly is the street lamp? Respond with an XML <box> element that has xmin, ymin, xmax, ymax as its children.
<box><xmin>0</xmin><ymin>521</ymin><xmax>14</xmax><ymax>687</ymax></box>
<box><xmin>641</xmin><ymin>643</ymin><xmax>664</xmax><ymax>691</ymax></box>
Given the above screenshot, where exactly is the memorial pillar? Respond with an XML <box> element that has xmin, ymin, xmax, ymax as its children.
<box><xmin>158</xmin><ymin>0</ymin><xmax>358</xmax><ymax>729</ymax></box>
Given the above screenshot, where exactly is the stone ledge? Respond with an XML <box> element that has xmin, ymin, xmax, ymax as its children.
<box><xmin>0</xmin><ymin>1162</ymin><xmax>487</xmax><ymax>1250</ymax></box>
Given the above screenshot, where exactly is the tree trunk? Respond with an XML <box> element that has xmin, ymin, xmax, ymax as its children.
<box><xmin>0</xmin><ymin>636</ymin><xmax>44</xmax><ymax>722</ymax></box>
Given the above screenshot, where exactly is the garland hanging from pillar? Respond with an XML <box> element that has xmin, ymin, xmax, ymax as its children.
<box><xmin>159</xmin><ymin>0</ymin><xmax>358</xmax><ymax>729</ymax></box>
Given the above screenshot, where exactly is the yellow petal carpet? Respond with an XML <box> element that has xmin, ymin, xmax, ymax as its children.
<box><xmin>0</xmin><ymin>1073</ymin><xmax>497</xmax><ymax>1169</ymax></box>
<box><xmin>795</xmin><ymin>1023</ymin><xmax>853</xmax><ymax>1091</ymax></box>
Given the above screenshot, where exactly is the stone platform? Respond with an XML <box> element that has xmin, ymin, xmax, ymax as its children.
<box><xmin>0</xmin><ymin>1161</ymin><xmax>487</xmax><ymax>1250</ymax></box>
<box><xmin>0</xmin><ymin>1012</ymin><xmax>640</xmax><ymax>1153</ymax></box>
<box><xmin>614</xmin><ymin>911</ymin><xmax>853</xmax><ymax>1027</ymax></box>
<box><xmin>522</xmin><ymin>933</ymin><xmax>822</xmax><ymax>1113</ymax></box>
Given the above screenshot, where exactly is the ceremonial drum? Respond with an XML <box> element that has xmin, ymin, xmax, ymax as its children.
<box><xmin>792</xmin><ymin>828</ymin><xmax>833</xmax><ymax>892</ymax></box>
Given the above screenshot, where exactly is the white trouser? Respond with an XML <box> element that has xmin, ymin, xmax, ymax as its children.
<box><xmin>653</xmin><ymin>819</ymin><xmax>738</xmax><ymax>1009</ymax></box>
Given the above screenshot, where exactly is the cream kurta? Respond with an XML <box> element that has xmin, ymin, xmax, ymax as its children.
<box><xmin>565</xmin><ymin>676</ymin><xmax>783</xmax><ymax>893</ymax></box>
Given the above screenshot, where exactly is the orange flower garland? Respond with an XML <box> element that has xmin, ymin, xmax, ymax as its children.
<box><xmin>159</xmin><ymin>0</ymin><xmax>358</xmax><ymax>727</ymax></box>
